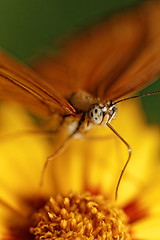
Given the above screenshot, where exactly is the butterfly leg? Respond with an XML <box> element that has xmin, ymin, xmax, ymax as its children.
<box><xmin>0</xmin><ymin>129</ymin><xmax>55</xmax><ymax>143</ymax></box>
<box><xmin>79</xmin><ymin>134</ymin><xmax>116</xmax><ymax>141</ymax></box>
<box><xmin>39</xmin><ymin>115</ymin><xmax>85</xmax><ymax>188</ymax></box>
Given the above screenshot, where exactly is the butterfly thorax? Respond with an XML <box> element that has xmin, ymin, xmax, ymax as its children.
<box><xmin>68</xmin><ymin>91</ymin><xmax>98</xmax><ymax>112</ymax></box>
<box><xmin>68</xmin><ymin>91</ymin><xmax>118</xmax><ymax>127</ymax></box>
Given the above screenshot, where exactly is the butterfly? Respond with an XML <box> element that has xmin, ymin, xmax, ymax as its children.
<box><xmin>0</xmin><ymin>1</ymin><xmax>160</xmax><ymax>199</ymax></box>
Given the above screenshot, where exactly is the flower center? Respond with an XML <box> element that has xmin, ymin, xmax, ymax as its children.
<box><xmin>30</xmin><ymin>192</ymin><xmax>131</xmax><ymax>240</ymax></box>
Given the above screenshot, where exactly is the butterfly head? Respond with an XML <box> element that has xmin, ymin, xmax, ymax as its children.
<box><xmin>88</xmin><ymin>100</ymin><xmax>117</xmax><ymax>125</ymax></box>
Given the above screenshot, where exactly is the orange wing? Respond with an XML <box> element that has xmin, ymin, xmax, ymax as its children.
<box><xmin>32</xmin><ymin>1</ymin><xmax>160</xmax><ymax>101</ymax></box>
<box><xmin>101</xmin><ymin>1</ymin><xmax>160</xmax><ymax>100</ymax></box>
<box><xmin>0</xmin><ymin>50</ymin><xmax>75</xmax><ymax>118</ymax></box>
<box><xmin>103</xmin><ymin>35</ymin><xmax>160</xmax><ymax>100</ymax></box>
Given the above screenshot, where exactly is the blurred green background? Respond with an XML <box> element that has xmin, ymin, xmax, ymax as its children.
<box><xmin>0</xmin><ymin>0</ymin><xmax>159</xmax><ymax>123</ymax></box>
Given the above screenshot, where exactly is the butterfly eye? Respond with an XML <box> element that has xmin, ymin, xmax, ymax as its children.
<box><xmin>89</xmin><ymin>105</ymin><xmax>103</xmax><ymax>124</ymax></box>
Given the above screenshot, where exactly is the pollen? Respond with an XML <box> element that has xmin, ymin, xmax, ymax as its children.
<box><xmin>30</xmin><ymin>192</ymin><xmax>131</xmax><ymax>240</ymax></box>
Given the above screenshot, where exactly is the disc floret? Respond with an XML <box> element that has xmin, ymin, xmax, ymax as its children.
<box><xmin>30</xmin><ymin>192</ymin><xmax>131</xmax><ymax>239</ymax></box>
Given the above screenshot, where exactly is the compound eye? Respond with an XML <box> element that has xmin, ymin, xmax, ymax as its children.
<box><xmin>89</xmin><ymin>105</ymin><xmax>103</xmax><ymax>124</ymax></box>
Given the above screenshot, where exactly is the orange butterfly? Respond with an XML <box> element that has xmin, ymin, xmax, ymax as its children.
<box><xmin>0</xmin><ymin>1</ymin><xmax>160</xmax><ymax>198</ymax></box>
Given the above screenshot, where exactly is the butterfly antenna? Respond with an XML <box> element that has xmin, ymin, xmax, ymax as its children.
<box><xmin>106</xmin><ymin>123</ymin><xmax>131</xmax><ymax>201</ymax></box>
<box><xmin>114</xmin><ymin>91</ymin><xmax>160</xmax><ymax>105</ymax></box>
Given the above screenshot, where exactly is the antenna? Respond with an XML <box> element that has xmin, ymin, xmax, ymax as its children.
<box><xmin>114</xmin><ymin>91</ymin><xmax>160</xmax><ymax>105</ymax></box>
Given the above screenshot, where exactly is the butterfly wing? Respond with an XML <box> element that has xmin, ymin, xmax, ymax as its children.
<box><xmin>0</xmin><ymin>50</ymin><xmax>76</xmax><ymax>118</ymax></box>
<box><xmin>103</xmin><ymin>35</ymin><xmax>160</xmax><ymax>100</ymax></box>
<box><xmin>101</xmin><ymin>1</ymin><xmax>160</xmax><ymax>100</ymax></box>
<box><xmin>32</xmin><ymin>1</ymin><xmax>160</xmax><ymax>101</ymax></box>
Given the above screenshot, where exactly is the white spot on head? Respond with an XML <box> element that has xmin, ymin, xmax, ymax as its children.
<box><xmin>89</xmin><ymin>105</ymin><xmax>103</xmax><ymax>124</ymax></box>
<box><xmin>102</xmin><ymin>106</ymin><xmax>107</xmax><ymax>112</ymax></box>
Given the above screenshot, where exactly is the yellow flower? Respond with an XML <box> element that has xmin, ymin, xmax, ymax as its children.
<box><xmin>0</xmin><ymin>100</ymin><xmax>159</xmax><ymax>239</ymax></box>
